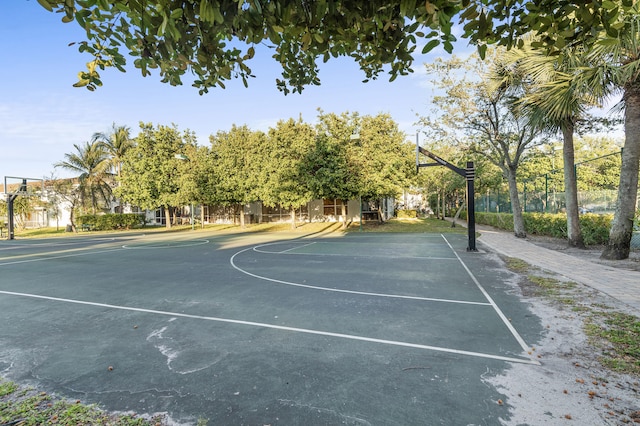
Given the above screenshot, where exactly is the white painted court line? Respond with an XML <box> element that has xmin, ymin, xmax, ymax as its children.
<box><xmin>0</xmin><ymin>238</ymin><xmax>119</xmax><ymax>251</ymax></box>
<box><xmin>230</xmin><ymin>245</ymin><xmax>491</xmax><ymax>306</ymax></box>
<box><xmin>251</xmin><ymin>241</ymin><xmax>458</xmax><ymax>261</ymax></box>
<box><xmin>278</xmin><ymin>241</ymin><xmax>317</xmax><ymax>253</ymax></box>
<box><xmin>441</xmin><ymin>234</ymin><xmax>535</xmax><ymax>357</ymax></box>
<box><xmin>0</xmin><ymin>290</ymin><xmax>538</xmax><ymax>365</ymax></box>
<box><xmin>0</xmin><ymin>247</ymin><xmax>127</xmax><ymax>266</ymax></box>
<box><xmin>122</xmin><ymin>239</ymin><xmax>210</xmax><ymax>249</ymax></box>
<box><xmin>0</xmin><ymin>237</ymin><xmax>211</xmax><ymax>264</ymax></box>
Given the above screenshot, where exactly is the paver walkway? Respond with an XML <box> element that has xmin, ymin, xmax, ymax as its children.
<box><xmin>474</xmin><ymin>225</ymin><xmax>640</xmax><ymax>314</ymax></box>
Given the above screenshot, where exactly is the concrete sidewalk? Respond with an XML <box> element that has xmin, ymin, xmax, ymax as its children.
<box><xmin>473</xmin><ymin>225</ymin><xmax>640</xmax><ymax>314</ymax></box>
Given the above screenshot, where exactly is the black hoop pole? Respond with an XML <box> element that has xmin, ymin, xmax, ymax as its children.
<box><xmin>466</xmin><ymin>162</ymin><xmax>477</xmax><ymax>252</ymax></box>
<box><xmin>416</xmin><ymin>145</ymin><xmax>477</xmax><ymax>252</ymax></box>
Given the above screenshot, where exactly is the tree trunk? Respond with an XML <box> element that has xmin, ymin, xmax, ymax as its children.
<box><xmin>506</xmin><ymin>167</ymin><xmax>526</xmax><ymax>238</ymax></box>
<box><xmin>69</xmin><ymin>206</ymin><xmax>77</xmax><ymax>232</ymax></box>
<box><xmin>341</xmin><ymin>200</ymin><xmax>348</xmax><ymax>229</ymax></box>
<box><xmin>562</xmin><ymin>123</ymin><xmax>585</xmax><ymax>248</ymax></box>
<box><xmin>290</xmin><ymin>207</ymin><xmax>297</xmax><ymax>229</ymax></box>
<box><xmin>238</xmin><ymin>203</ymin><xmax>245</xmax><ymax>228</ymax></box>
<box><xmin>164</xmin><ymin>206</ymin><xmax>171</xmax><ymax>229</ymax></box>
<box><xmin>601</xmin><ymin>86</ymin><xmax>640</xmax><ymax>260</ymax></box>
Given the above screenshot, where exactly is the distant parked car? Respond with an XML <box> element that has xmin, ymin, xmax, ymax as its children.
<box><xmin>578</xmin><ymin>207</ymin><xmax>593</xmax><ymax>214</ymax></box>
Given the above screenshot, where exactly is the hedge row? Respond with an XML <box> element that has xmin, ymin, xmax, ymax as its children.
<box><xmin>396</xmin><ymin>209</ymin><xmax>418</xmax><ymax>218</ymax></box>
<box><xmin>469</xmin><ymin>212</ymin><xmax>613</xmax><ymax>246</ymax></box>
<box><xmin>77</xmin><ymin>213</ymin><xmax>146</xmax><ymax>231</ymax></box>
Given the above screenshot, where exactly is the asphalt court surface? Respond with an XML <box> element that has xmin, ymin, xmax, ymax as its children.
<box><xmin>0</xmin><ymin>230</ymin><xmax>542</xmax><ymax>425</ymax></box>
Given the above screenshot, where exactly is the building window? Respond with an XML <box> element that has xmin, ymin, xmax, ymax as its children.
<box><xmin>262</xmin><ymin>203</ymin><xmax>309</xmax><ymax>222</ymax></box>
<box><xmin>155</xmin><ymin>208</ymin><xmax>166</xmax><ymax>225</ymax></box>
<box><xmin>323</xmin><ymin>199</ymin><xmax>346</xmax><ymax>216</ymax></box>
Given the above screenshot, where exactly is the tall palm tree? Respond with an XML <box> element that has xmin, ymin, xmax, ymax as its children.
<box><xmin>92</xmin><ymin>123</ymin><xmax>135</xmax><ymax>213</ymax></box>
<box><xmin>529</xmin><ymin>7</ymin><xmax>640</xmax><ymax>260</ymax></box>
<box><xmin>55</xmin><ymin>141</ymin><xmax>112</xmax><ymax>214</ymax></box>
<box><xmin>587</xmin><ymin>13</ymin><xmax>640</xmax><ymax>260</ymax></box>
<box><xmin>92</xmin><ymin>123</ymin><xmax>134</xmax><ymax>179</ymax></box>
<box><xmin>490</xmin><ymin>39</ymin><xmax>598</xmax><ymax>248</ymax></box>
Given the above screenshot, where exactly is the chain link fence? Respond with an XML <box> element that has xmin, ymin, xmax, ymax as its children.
<box><xmin>475</xmin><ymin>189</ymin><xmax>640</xmax><ymax>248</ymax></box>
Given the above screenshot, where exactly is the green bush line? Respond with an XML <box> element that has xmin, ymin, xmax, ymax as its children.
<box><xmin>77</xmin><ymin>213</ymin><xmax>146</xmax><ymax>231</ymax></box>
<box><xmin>396</xmin><ymin>209</ymin><xmax>418</xmax><ymax>218</ymax></box>
<box><xmin>469</xmin><ymin>212</ymin><xmax>613</xmax><ymax>246</ymax></box>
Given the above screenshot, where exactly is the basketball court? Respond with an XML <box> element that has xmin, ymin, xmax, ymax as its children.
<box><xmin>0</xmin><ymin>229</ymin><xmax>542</xmax><ymax>424</ymax></box>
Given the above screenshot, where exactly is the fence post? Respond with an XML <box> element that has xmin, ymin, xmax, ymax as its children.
<box><xmin>545</xmin><ymin>174</ymin><xmax>549</xmax><ymax>212</ymax></box>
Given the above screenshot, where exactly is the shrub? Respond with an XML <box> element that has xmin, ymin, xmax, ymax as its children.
<box><xmin>474</xmin><ymin>212</ymin><xmax>514</xmax><ymax>231</ymax></box>
<box><xmin>580</xmin><ymin>213</ymin><xmax>613</xmax><ymax>246</ymax></box>
<box><xmin>77</xmin><ymin>214</ymin><xmax>97</xmax><ymax>229</ymax></box>
<box><xmin>77</xmin><ymin>213</ymin><xmax>145</xmax><ymax>231</ymax></box>
<box><xmin>524</xmin><ymin>213</ymin><xmax>567</xmax><ymax>239</ymax></box>
<box><xmin>396</xmin><ymin>209</ymin><xmax>418</xmax><ymax>218</ymax></box>
<box><xmin>470</xmin><ymin>211</ymin><xmax>612</xmax><ymax>246</ymax></box>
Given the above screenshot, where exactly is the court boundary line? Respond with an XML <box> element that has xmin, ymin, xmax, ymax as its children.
<box><xmin>230</xmin><ymin>244</ymin><xmax>491</xmax><ymax>306</ymax></box>
<box><xmin>441</xmin><ymin>234</ymin><xmax>532</xmax><ymax>354</ymax></box>
<box><xmin>122</xmin><ymin>239</ymin><xmax>210</xmax><ymax>249</ymax></box>
<box><xmin>0</xmin><ymin>289</ymin><xmax>539</xmax><ymax>365</ymax></box>
<box><xmin>278</xmin><ymin>241</ymin><xmax>317</xmax><ymax>253</ymax></box>
<box><xmin>0</xmin><ymin>247</ymin><xmax>127</xmax><ymax>266</ymax></box>
<box><xmin>253</xmin><ymin>244</ymin><xmax>457</xmax><ymax>261</ymax></box>
<box><xmin>0</xmin><ymin>236</ymin><xmax>212</xmax><ymax>264</ymax></box>
<box><xmin>0</xmin><ymin>238</ymin><xmax>122</xmax><ymax>253</ymax></box>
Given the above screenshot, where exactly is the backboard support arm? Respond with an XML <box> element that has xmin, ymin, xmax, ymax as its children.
<box><xmin>416</xmin><ymin>142</ymin><xmax>477</xmax><ymax>251</ymax></box>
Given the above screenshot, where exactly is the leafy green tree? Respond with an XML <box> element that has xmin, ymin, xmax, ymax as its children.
<box><xmin>307</xmin><ymin>111</ymin><xmax>362</xmax><ymax>226</ymax></box>
<box><xmin>574</xmin><ymin>136</ymin><xmax>622</xmax><ymax>191</ymax></box>
<box><xmin>38</xmin><ymin>0</ymin><xmax>628</xmax><ymax>95</ymax></box>
<box><xmin>209</xmin><ymin>125</ymin><xmax>263</xmax><ymax>227</ymax></box>
<box><xmin>357</xmin><ymin>114</ymin><xmax>415</xmax><ymax>201</ymax></box>
<box><xmin>462</xmin><ymin>0</ymin><xmax>636</xmax><ymax>57</ymax></box>
<box><xmin>116</xmin><ymin>123</ymin><xmax>197</xmax><ymax>228</ymax></box>
<box><xmin>418</xmin><ymin>53</ymin><xmax>544</xmax><ymax>238</ymax></box>
<box><xmin>54</xmin><ymin>141</ymin><xmax>112</xmax><ymax>214</ymax></box>
<box><xmin>309</xmin><ymin>111</ymin><xmax>412</xmax><ymax>225</ymax></box>
<box><xmin>259</xmin><ymin>118</ymin><xmax>315</xmax><ymax>229</ymax></box>
<box><xmin>176</xmin><ymin>143</ymin><xmax>218</xmax><ymax>226</ymax></box>
<box><xmin>37</xmin><ymin>0</ymin><xmax>461</xmax><ymax>93</ymax></box>
<box><xmin>0</xmin><ymin>196</ymin><xmax>36</xmax><ymax>231</ymax></box>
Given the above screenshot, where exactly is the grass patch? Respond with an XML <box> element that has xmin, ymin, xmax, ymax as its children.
<box><xmin>528</xmin><ymin>275</ymin><xmax>559</xmax><ymax>290</ymax></box>
<box><xmin>502</xmin><ymin>254</ymin><xmax>640</xmax><ymax>376</ymax></box>
<box><xmin>0</xmin><ymin>379</ymin><xmax>166</xmax><ymax>425</ymax></box>
<box><xmin>526</xmin><ymin>276</ymin><xmax>577</xmax><ymax>299</ymax></box>
<box><xmin>345</xmin><ymin>218</ymin><xmax>466</xmax><ymax>234</ymax></box>
<box><xmin>504</xmin><ymin>257</ymin><xmax>530</xmax><ymax>273</ymax></box>
<box><xmin>239</xmin><ymin>222</ymin><xmax>341</xmax><ymax>234</ymax></box>
<box><xmin>585</xmin><ymin>312</ymin><xmax>640</xmax><ymax>375</ymax></box>
<box><xmin>0</xmin><ymin>381</ymin><xmax>17</xmax><ymax>397</ymax></box>
<box><xmin>12</xmin><ymin>227</ymin><xmax>69</xmax><ymax>238</ymax></box>
<box><xmin>11</xmin><ymin>218</ymin><xmax>466</xmax><ymax>240</ymax></box>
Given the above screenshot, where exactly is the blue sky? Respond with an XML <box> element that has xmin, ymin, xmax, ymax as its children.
<box><xmin>0</xmin><ymin>1</ymin><xmax>476</xmax><ymax>180</ymax></box>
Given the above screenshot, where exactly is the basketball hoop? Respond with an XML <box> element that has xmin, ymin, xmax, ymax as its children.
<box><xmin>3</xmin><ymin>176</ymin><xmax>45</xmax><ymax>240</ymax></box>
